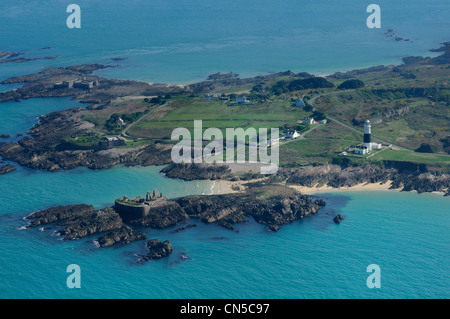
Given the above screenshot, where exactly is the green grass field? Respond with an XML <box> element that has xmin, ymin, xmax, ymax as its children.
<box><xmin>70</xmin><ymin>62</ymin><xmax>450</xmax><ymax>170</ymax></box>
<box><xmin>371</xmin><ymin>149</ymin><xmax>450</xmax><ymax>164</ymax></box>
<box><xmin>128</xmin><ymin>97</ymin><xmax>311</xmax><ymax>140</ymax></box>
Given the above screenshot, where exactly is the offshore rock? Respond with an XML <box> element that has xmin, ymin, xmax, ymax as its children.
<box><xmin>139</xmin><ymin>239</ymin><xmax>173</xmax><ymax>262</ymax></box>
<box><xmin>333</xmin><ymin>214</ymin><xmax>344</xmax><ymax>224</ymax></box>
<box><xmin>176</xmin><ymin>186</ymin><xmax>326</xmax><ymax>231</ymax></box>
<box><xmin>0</xmin><ymin>164</ymin><xmax>16</xmax><ymax>175</ymax></box>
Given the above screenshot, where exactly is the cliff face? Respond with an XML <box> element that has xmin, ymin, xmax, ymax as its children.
<box><xmin>275</xmin><ymin>165</ymin><xmax>449</xmax><ymax>195</ymax></box>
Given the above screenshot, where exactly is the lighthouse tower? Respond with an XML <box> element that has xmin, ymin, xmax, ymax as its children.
<box><xmin>363</xmin><ymin>120</ymin><xmax>372</xmax><ymax>151</ymax></box>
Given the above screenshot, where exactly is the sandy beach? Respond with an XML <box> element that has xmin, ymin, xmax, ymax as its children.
<box><xmin>287</xmin><ymin>181</ymin><xmax>399</xmax><ymax>194</ymax></box>
<box><xmin>215</xmin><ymin>179</ymin><xmax>404</xmax><ymax>195</ymax></box>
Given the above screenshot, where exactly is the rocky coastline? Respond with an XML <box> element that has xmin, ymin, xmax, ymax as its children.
<box><xmin>0</xmin><ymin>43</ymin><xmax>449</xmax><ymax>177</ymax></box>
<box><xmin>162</xmin><ymin>163</ymin><xmax>450</xmax><ymax>196</ymax></box>
<box><xmin>10</xmin><ymin>42</ymin><xmax>450</xmax><ymax>265</ymax></box>
<box><xmin>0</xmin><ymin>164</ymin><xmax>16</xmax><ymax>175</ymax></box>
<box><xmin>23</xmin><ymin>184</ymin><xmax>326</xmax><ymax>261</ymax></box>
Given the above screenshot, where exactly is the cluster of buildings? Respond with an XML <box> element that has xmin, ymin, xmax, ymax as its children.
<box><xmin>205</xmin><ymin>93</ymin><xmax>229</xmax><ymax>101</ymax></box>
<box><xmin>53</xmin><ymin>78</ymin><xmax>99</xmax><ymax>90</ymax></box>
<box><xmin>353</xmin><ymin>120</ymin><xmax>382</xmax><ymax>155</ymax></box>
<box><xmin>235</xmin><ymin>96</ymin><xmax>254</xmax><ymax>105</ymax></box>
<box><xmin>115</xmin><ymin>117</ymin><xmax>126</xmax><ymax>128</ymax></box>
<box><xmin>98</xmin><ymin>136</ymin><xmax>126</xmax><ymax>149</ymax></box>
<box><xmin>298</xmin><ymin>117</ymin><xmax>327</xmax><ymax>125</ymax></box>
<box><xmin>338</xmin><ymin>120</ymin><xmax>384</xmax><ymax>156</ymax></box>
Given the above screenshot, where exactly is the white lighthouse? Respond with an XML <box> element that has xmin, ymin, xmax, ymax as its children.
<box><xmin>363</xmin><ymin>119</ymin><xmax>372</xmax><ymax>151</ymax></box>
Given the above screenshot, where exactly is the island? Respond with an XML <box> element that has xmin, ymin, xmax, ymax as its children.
<box><xmin>0</xmin><ymin>43</ymin><xmax>448</xmax><ymax>197</ymax></box>
<box><xmin>2</xmin><ymin>41</ymin><xmax>449</xmax><ymax>259</ymax></box>
<box><xmin>23</xmin><ymin>185</ymin><xmax>326</xmax><ymax>261</ymax></box>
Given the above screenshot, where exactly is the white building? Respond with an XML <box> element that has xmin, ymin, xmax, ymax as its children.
<box><xmin>353</xmin><ymin>119</ymin><xmax>382</xmax><ymax>155</ymax></box>
<box><xmin>116</xmin><ymin>117</ymin><xmax>126</xmax><ymax>128</ymax></box>
<box><xmin>284</xmin><ymin>130</ymin><xmax>300</xmax><ymax>139</ymax></box>
<box><xmin>354</xmin><ymin>146</ymin><xmax>368</xmax><ymax>155</ymax></box>
<box><xmin>300</xmin><ymin>117</ymin><xmax>316</xmax><ymax>125</ymax></box>
<box><xmin>236</xmin><ymin>96</ymin><xmax>253</xmax><ymax>105</ymax></box>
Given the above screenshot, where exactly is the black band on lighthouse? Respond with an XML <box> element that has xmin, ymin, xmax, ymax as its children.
<box><xmin>364</xmin><ymin>133</ymin><xmax>371</xmax><ymax>143</ymax></box>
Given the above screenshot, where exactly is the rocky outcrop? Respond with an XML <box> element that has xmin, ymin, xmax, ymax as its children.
<box><xmin>176</xmin><ymin>186</ymin><xmax>326</xmax><ymax>231</ymax></box>
<box><xmin>0</xmin><ymin>134</ymin><xmax>173</xmax><ymax>172</ymax></box>
<box><xmin>0</xmin><ymin>164</ymin><xmax>16</xmax><ymax>175</ymax></box>
<box><xmin>333</xmin><ymin>214</ymin><xmax>344</xmax><ymax>224</ymax></box>
<box><xmin>25</xmin><ymin>204</ymin><xmax>94</xmax><ymax>228</ymax></box>
<box><xmin>25</xmin><ymin>205</ymin><xmax>125</xmax><ymax>240</ymax></box>
<box><xmin>160</xmin><ymin>163</ymin><xmax>231</xmax><ymax>181</ymax></box>
<box><xmin>97</xmin><ymin>225</ymin><xmax>146</xmax><ymax>248</ymax></box>
<box><xmin>139</xmin><ymin>239</ymin><xmax>173</xmax><ymax>262</ymax></box>
<box><xmin>282</xmin><ymin>165</ymin><xmax>392</xmax><ymax>188</ymax></box>
<box><xmin>403</xmin><ymin>42</ymin><xmax>450</xmax><ymax>65</ymax></box>
<box><xmin>277</xmin><ymin>165</ymin><xmax>449</xmax><ymax>194</ymax></box>
<box><xmin>56</xmin><ymin>207</ymin><xmax>123</xmax><ymax>240</ymax></box>
<box><xmin>391</xmin><ymin>172</ymin><xmax>450</xmax><ymax>194</ymax></box>
<box><xmin>0</xmin><ymin>64</ymin><xmax>188</xmax><ymax>104</ymax></box>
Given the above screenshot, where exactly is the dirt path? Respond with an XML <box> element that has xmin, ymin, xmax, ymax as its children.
<box><xmin>121</xmin><ymin>103</ymin><xmax>168</xmax><ymax>138</ymax></box>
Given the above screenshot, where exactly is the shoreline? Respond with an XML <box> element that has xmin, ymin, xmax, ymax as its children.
<box><xmin>214</xmin><ymin>179</ymin><xmax>447</xmax><ymax>196</ymax></box>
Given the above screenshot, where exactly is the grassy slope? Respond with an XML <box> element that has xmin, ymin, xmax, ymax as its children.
<box><xmin>75</xmin><ymin>63</ymin><xmax>449</xmax><ymax>168</ymax></box>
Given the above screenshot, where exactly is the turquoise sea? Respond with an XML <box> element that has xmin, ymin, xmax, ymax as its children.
<box><xmin>0</xmin><ymin>0</ymin><xmax>449</xmax><ymax>298</ymax></box>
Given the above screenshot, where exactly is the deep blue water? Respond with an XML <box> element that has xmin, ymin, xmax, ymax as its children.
<box><xmin>0</xmin><ymin>0</ymin><xmax>449</xmax><ymax>299</ymax></box>
<box><xmin>0</xmin><ymin>190</ymin><xmax>448</xmax><ymax>299</ymax></box>
<box><xmin>0</xmin><ymin>0</ymin><xmax>449</xmax><ymax>83</ymax></box>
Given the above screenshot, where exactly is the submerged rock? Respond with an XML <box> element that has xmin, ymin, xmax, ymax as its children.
<box><xmin>173</xmin><ymin>224</ymin><xmax>197</xmax><ymax>233</ymax></box>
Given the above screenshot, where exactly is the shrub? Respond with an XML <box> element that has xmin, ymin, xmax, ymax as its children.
<box><xmin>338</xmin><ymin>79</ymin><xmax>365</xmax><ymax>90</ymax></box>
